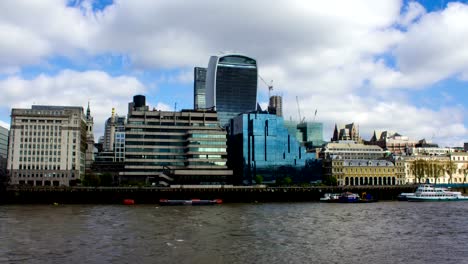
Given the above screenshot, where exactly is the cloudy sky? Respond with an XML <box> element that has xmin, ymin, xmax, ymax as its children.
<box><xmin>0</xmin><ymin>0</ymin><xmax>467</xmax><ymax>146</ymax></box>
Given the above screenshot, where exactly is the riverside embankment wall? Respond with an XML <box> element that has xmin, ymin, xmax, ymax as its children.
<box><xmin>0</xmin><ymin>185</ymin><xmax>422</xmax><ymax>204</ymax></box>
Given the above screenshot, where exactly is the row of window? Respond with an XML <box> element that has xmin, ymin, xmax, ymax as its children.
<box><xmin>20</xmin><ymin>119</ymin><xmax>62</xmax><ymax>123</ymax></box>
<box><xmin>16</xmin><ymin>173</ymin><xmax>71</xmax><ymax>178</ymax></box>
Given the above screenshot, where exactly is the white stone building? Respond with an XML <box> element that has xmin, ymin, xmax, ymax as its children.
<box><xmin>7</xmin><ymin>105</ymin><xmax>88</xmax><ymax>186</ymax></box>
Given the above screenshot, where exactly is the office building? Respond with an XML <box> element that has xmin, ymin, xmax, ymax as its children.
<box><xmin>366</xmin><ymin>130</ymin><xmax>417</xmax><ymax>155</ymax></box>
<box><xmin>206</xmin><ymin>54</ymin><xmax>258</xmax><ymax>125</ymax></box>
<box><xmin>7</xmin><ymin>105</ymin><xmax>88</xmax><ymax>186</ymax></box>
<box><xmin>403</xmin><ymin>153</ymin><xmax>468</xmax><ymax>184</ymax></box>
<box><xmin>323</xmin><ymin>156</ymin><xmax>405</xmax><ymax>186</ymax></box>
<box><xmin>297</xmin><ymin>122</ymin><xmax>325</xmax><ymax>148</ymax></box>
<box><xmin>268</xmin><ymin>95</ymin><xmax>282</xmax><ymax>117</ymax></box>
<box><xmin>320</xmin><ymin>141</ymin><xmax>385</xmax><ymax>160</ymax></box>
<box><xmin>282</xmin><ymin>120</ymin><xmax>325</xmax><ymax>149</ymax></box>
<box><xmin>229</xmin><ymin>112</ymin><xmax>318</xmax><ymax>185</ymax></box>
<box><xmin>194</xmin><ymin>67</ymin><xmax>207</xmax><ymax>110</ymax></box>
<box><xmin>121</xmin><ymin>95</ymin><xmax>232</xmax><ymax>185</ymax></box>
<box><xmin>0</xmin><ymin>126</ymin><xmax>8</xmax><ymax>181</ymax></box>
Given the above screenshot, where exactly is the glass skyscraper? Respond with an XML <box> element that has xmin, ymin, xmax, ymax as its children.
<box><xmin>206</xmin><ymin>54</ymin><xmax>258</xmax><ymax>126</ymax></box>
<box><xmin>229</xmin><ymin>112</ymin><xmax>318</xmax><ymax>185</ymax></box>
<box><xmin>193</xmin><ymin>67</ymin><xmax>207</xmax><ymax>110</ymax></box>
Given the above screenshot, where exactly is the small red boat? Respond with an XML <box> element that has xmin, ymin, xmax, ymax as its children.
<box><xmin>123</xmin><ymin>199</ymin><xmax>135</xmax><ymax>205</ymax></box>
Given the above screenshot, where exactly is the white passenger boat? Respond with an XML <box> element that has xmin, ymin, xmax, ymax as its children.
<box><xmin>320</xmin><ymin>193</ymin><xmax>341</xmax><ymax>202</ymax></box>
<box><xmin>407</xmin><ymin>184</ymin><xmax>468</xmax><ymax>202</ymax></box>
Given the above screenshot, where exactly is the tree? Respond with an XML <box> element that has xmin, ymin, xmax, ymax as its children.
<box><xmin>323</xmin><ymin>175</ymin><xmax>338</xmax><ymax>186</ymax></box>
<box><xmin>426</xmin><ymin>161</ymin><xmax>444</xmax><ymax>184</ymax></box>
<box><xmin>409</xmin><ymin>159</ymin><xmax>428</xmax><ymax>183</ymax></box>
<box><xmin>254</xmin><ymin>175</ymin><xmax>264</xmax><ymax>185</ymax></box>
<box><xmin>445</xmin><ymin>157</ymin><xmax>457</xmax><ymax>184</ymax></box>
<box><xmin>283</xmin><ymin>176</ymin><xmax>292</xmax><ymax>186</ymax></box>
<box><xmin>463</xmin><ymin>164</ymin><xmax>468</xmax><ymax>185</ymax></box>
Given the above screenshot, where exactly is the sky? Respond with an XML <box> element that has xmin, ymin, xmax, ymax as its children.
<box><xmin>0</xmin><ymin>0</ymin><xmax>467</xmax><ymax>147</ymax></box>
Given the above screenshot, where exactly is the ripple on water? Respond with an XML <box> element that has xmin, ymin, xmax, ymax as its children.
<box><xmin>1</xmin><ymin>202</ymin><xmax>468</xmax><ymax>263</ymax></box>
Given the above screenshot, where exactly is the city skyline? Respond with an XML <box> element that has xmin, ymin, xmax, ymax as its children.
<box><xmin>0</xmin><ymin>0</ymin><xmax>467</xmax><ymax>146</ymax></box>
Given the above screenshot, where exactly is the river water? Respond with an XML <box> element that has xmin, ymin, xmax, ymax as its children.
<box><xmin>1</xmin><ymin>202</ymin><xmax>467</xmax><ymax>264</ymax></box>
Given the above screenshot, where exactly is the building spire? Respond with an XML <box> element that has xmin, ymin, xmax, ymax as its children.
<box><xmin>86</xmin><ymin>100</ymin><xmax>91</xmax><ymax>119</ymax></box>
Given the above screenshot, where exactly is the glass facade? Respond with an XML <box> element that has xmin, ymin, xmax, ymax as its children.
<box><xmin>193</xmin><ymin>67</ymin><xmax>207</xmax><ymax>110</ymax></box>
<box><xmin>229</xmin><ymin>112</ymin><xmax>319</xmax><ymax>185</ymax></box>
<box><xmin>297</xmin><ymin>122</ymin><xmax>325</xmax><ymax>148</ymax></box>
<box><xmin>206</xmin><ymin>54</ymin><xmax>258</xmax><ymax>126</ymax></box>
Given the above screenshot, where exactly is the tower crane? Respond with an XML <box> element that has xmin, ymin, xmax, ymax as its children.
<box><xmin>259</xmin><ymin>75</ymin><xmax>274</xmax><ymax>99</ymax></box>
<box><xmin>296</xmin><ymin>96</ymin><xmax>305</xmax><ymax>124</ymax></box>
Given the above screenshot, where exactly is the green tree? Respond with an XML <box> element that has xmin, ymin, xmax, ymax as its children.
<box><xmin>323</xmin><ymin>175</ymin><xmax>338</xmax><ymax>186</ymax></box>
<box><xmin>283</xmin><ymin>176</ymin><xmax>292</xmax><ymax>186</ymax></box>
<box><xmin>254</xmin><ymin>175</ymin><xmax>264</xmax><ymax>185</ymax></box>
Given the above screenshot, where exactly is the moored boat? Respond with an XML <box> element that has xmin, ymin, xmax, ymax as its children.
<box><xmin>159</xmin><ymin>199</ymin><xmax>223</xmax><ymax>205</ymax></box>
<box><xmin>397</xmin><ymin>192</ymin><xmax>415</xmax><ymax>201</ymax></box>
<box><xmin>319</xmin><ymin>193</ymin><xmax>341</xmax><ymax>202</ymax></box>
<box><xmin>339</xmin><ymin>192</ymin><xmax>360</xmax><ymax>203</ymax></box>
<box><xmin>407</xmin><ymin>184</ymin><xmax>468</xmax><ymax>202</ymax></box>
<box><xmin>320</xmin><ymin>192</ymin><xmax>376</xmax><ymax>203</ymax></box>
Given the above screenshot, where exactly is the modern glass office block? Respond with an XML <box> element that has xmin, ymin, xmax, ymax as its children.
<box><xmin>206</xmin><ymin>54</ymin><xmax>258</xmax><ymax>126</ymax></box>
<box><xmin>229</xmin><ymin>112</ymin><xmax>319</xmax><ymax>185</ymax></box>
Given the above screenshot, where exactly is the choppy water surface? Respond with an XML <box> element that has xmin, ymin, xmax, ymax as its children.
<box><xmin>1</xmin><ymin>202</ymin><xmax>468</xmax><ymax>264</ymax></box>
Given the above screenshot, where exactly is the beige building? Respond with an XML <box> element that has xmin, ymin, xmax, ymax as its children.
<box><xmin>7</xmin><ymin>105</ymin><xmax>88</xmax><ymax>186</ymax></box>
<box><xmin>324</xmin><ymin>157</ymin><xmax>404</xmax><ymax>186</ymax></box>
<box><xmin>404</xmin><ymin>153</ymin><xmax>468</xmax><ymax>184</ymax></box>
<box><xmin>367</xmin><ymin>131</ymin><xmax>417</xmax><ymax>155</ymax></box>
<box><xmin>121</xmin><ymin>95</ymin><xmax>232</xmax><ymax>185</ymax></box>
<box><xmin>320</xmin><ymin>141</ymin><xmax>385</xmax><ymax>160</ymax></box>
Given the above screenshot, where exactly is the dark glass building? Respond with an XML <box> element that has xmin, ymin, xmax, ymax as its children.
<box><xmin>206</xmin><ymin>54</ymin><xmax>258</xmax><ymax>126</ymax></box>
<box><xmin>194</xmin><ymin>67</ymin><xmax>207</xmax><ymax>110</ymax></box>
<box><xmin>229</xmin><ymin>112</ymin><xmax>320</xmax><ymax>185</ymax></box>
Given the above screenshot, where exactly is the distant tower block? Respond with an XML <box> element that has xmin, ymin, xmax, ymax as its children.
<box><xmin>268</xmin><ymin>95</ymin><xmax>283</xmax><ymax>117</ymax></box>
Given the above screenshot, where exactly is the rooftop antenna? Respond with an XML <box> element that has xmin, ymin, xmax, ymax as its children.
<box><xmin>174</xmin><ymin>102</ymin><xmax>177</xmax><ymax>112</ymax></box>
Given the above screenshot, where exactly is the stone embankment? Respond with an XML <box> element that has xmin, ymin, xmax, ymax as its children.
<box><xmin>0</xmin><ymin>185</ymin><xmax>420</xmax><ymax>204</ymax></box>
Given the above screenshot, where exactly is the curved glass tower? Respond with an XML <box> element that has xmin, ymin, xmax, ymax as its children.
<box><xmin>206</xmin><ymin>54</ymin><xmax>258</xmax><ymax>126</ymax></box>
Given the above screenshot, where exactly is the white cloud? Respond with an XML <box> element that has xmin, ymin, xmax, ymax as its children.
<box><xmin>399</xmin><ymin>1</ymin><xmax>426</xmax><ymax>26</ymax></box>
<box><xmin>0</xmin><ymin>120</ymin><xmax>9</xmax><ymax>129</ymax></box>
<box><xmin>381</xmin><ymin>2</ymin><xmax>468</xmax><ymax>89</ymax></box>
<box><xmin>281</xmin><ymin>93</ymin><xmax>466</xmax><ymax>147</ymax></box>
<box><xmin>0</xmin><ymin>70</ymin><xmax>146</xmax><ymax>138</ymax></box>
<box><xmin>0</xmin><ymin>0</ymin><xmax>467</xmax><ymax>147</ymax></box>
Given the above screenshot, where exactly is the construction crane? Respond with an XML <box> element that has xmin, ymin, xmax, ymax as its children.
<box><xmin>259</xmin><ymin>75</ymin><xmax>274</xmax><ymax>99</ymax></box>
<box><xmin>296</xmin><ymin>96</ymin><xmax>305</xmax><ymax>124</ymax></box>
